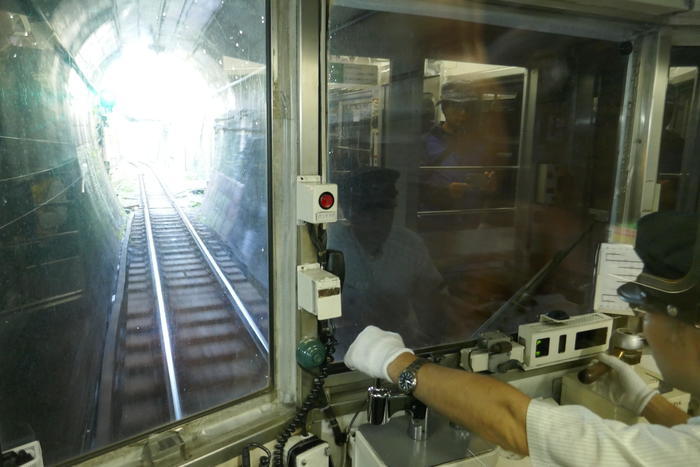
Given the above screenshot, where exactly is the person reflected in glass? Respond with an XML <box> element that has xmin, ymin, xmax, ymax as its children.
<box><xmin>658</xmin><ymin>98</ymin><xmax>686</xmax><ymax>211</ymax></box>
<box><xmin>422</xmin><ymin>80</ymin><xmax>497</xmax><ymax>219</ymax></box>
<box><xmin>328</xmin><ymin>167</ymin><xmax>453</xmax><ymax>356</ymax></box>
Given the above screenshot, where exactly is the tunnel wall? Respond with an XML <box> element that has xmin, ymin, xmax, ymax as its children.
<box><xmin>2</xmin><ymin>0</ymin><xmax>267</xmax><ymax>461</ymax></box>
<box><xmin>196</xmin><ymin>0</ymin><xmax>270</xmax><ymax>293</ymax></box>
<box><xmin>0</xmin><ymin>11</ymin><xmax>124</xmax><ymax>463</ymax></box>
<box><xmin>200</xmin><ymin>72</ymin><xmax>269</xmax><ymax>292</ymax></box>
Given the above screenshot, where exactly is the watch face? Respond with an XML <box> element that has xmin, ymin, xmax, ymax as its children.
<box><xmin>399</xmin><ymin>370</ymin><xmax>416</xmax><ymax>393</ymax></box>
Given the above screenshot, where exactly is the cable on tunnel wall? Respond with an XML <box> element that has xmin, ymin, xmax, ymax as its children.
<box><xmin>0</xmin><ymin>135</ymin><xmax>73</xmax><ymax>147</ymax></box>
<box><xmin>0</xmin><ymin>175</ymin><xmax>82</xmax><ymax>232</ymax></box>
<box><xmin>0</xmin><ymin>158</ymin><xmax>77</xmax><ymax>183</ymax></box>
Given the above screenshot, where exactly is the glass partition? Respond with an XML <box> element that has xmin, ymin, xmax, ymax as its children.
<box><xmin>658</xmin><ymin>47</ymin><xmax>700</xmax><ymax>212</ymax></box>
<box><xmin>0</xmin><ymin>0</ymin><xmax>269</xmax><ymax>462</ymax></box>
<box><xmin>327</xmin><ymin>4</ymin><xmax>629</xmax><ymax>357</ymax></box>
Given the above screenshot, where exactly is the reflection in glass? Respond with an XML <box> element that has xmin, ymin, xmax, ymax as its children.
<box><xmin>328</xmin><ymin>5</ymin><xmax>629</xmax><ymax>357</ymax></box>
<box><xmin>658</xmin><ymin>47</ymin><xmax>700</xmax><ymax>212</ymax></box>
<box><xmin>420</xmin><ymin>61</ymin><xmax>524</xmax><ymax>223</ymax></box>
<box><xmin>329</xmin><ymin>168</ymin><xmax>451</xmax><ymax>353</ymax></box>
<box><xmin>0</xmin><ymin>0</ymin><xmax>269</xmax><ymax>462</ymax></box>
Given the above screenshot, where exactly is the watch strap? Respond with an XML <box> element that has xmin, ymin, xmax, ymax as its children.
<box><xmin>400</xmin><ymin>358</ymin><xmax>430</xmax><ymax>393</ymax></box>
<box><xmin>404</xmin><ymin>357</ymin><xmax>430</xmax><ymax>374</ymax></box>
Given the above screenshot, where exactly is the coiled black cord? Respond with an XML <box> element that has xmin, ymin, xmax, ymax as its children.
<box><xmin>272</xmin><ymin>328</ymin><xmax>337</xmax><ymax>467</ymax></box>
<box><xmin>272</xmin><ymin>224</ymin><xmax>341</xmax><ymax>465</ymax></box>
<box><xmin>242</xmin><ymin>443</ymin><xmax>272</xmax><ymax>467</ymax></box>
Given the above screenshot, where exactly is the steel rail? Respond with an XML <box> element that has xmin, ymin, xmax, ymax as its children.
<box><xmin>139</xmin><ymin>174</ymin><xmax>183</xmax><ymax>420</ymax></box>
<box><xmin>149</xmin><ymin>170</ymin><xmax>270</xmax><ymax>355</ymax></box>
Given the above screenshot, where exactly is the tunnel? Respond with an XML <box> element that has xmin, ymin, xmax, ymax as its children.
<box><xmin>4</xmin><ymin>1</ymin><xmax>700</xmax><ymax>465</ymax></box>
<box><xmin>0</xmin><ymin>0</ymin><xmax>270</xmax><ymax>462</ymax></box>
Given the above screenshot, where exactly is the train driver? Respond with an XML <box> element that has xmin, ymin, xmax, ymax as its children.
<box><xmin>345</xmin><ymin>212</ymin><xmax>700</xmax><ymax>465</ymax></box>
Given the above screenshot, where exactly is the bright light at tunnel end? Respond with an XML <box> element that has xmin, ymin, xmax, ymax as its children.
<box><xmin>99</xmin><ymin>44</ymin><xmax>215</xmax><ymax>122</ymax></box>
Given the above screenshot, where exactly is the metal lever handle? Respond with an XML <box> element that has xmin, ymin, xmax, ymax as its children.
<box><xmin>578</xmin><ymin>349</ymin><xmax>624</xmax><ymax>384</ymax></box>
<box><xmin>367</xmin><ymin>386</ymin><xmax>391</xmax><ymax>425</ymax></box>
<box><xmin>407</xmin><ymin>399</ymin><xmax>429</xmax><ymax>441</ymax></box>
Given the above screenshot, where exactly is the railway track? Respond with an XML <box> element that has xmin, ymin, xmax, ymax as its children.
<box><xmin>105</xmin><ymin>169</ymin><xmax>269</xmax><ymax>440</ymax></box>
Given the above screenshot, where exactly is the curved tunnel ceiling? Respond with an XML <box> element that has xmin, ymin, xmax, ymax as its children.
<box><xmin>6</xmin><ymin>0</ymin><xmax>266</xmax><ymax>90</ymax></box>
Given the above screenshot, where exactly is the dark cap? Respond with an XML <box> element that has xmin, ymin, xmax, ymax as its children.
<box><xmin>439</xmin><ymin>80</ymin><xmax>479</xmax><ymax>103</ymax></box>
<box><xmin>618</xmin><ymin>211</ymin><xmax>700</xmax><ymax>326</ymax></box>
<box><xmin>635</xmin><ymin>211</ymin><xmax>697</xmax><ymax>280</ymax></box>
<box><xmin>347</xmin><ymin>167</ymin><xmax>399</xmax><ymax>210</ymax></box>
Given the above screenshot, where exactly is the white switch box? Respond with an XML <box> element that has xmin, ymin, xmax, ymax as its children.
<box><xmin>1</xmin><ymin>441</ymin><xmax>44</xmax><ymax>467</ymax></box>
<box><xmin>297</xmin><ymin>175</ymin><xmax>338</xmax><ymax>224</ymax></box>
<box><xmin>518</xmin><ymin>313</ymin><xmax>613</xmax><ymax>370</ymax></box>
<box><xmin>297</xmin><ymin>263</ymin><xmax>342</xmax><ymax>319</ymax></box>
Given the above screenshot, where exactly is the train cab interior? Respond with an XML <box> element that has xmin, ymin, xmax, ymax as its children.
<box><xmin>2</xmin><ymin>0</ymin><xmax>700</xmax><ymax>466</ymax></box>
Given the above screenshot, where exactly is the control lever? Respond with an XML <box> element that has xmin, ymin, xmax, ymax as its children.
<box><xmin>578</xmin><ymin>328</ymin><xmax>645</xmax><ymax>384</ymax></box>
<box><xmin>367</xmin><ymin>384</ymin><xmax>409</xmax><ymax>425</ymax></box>
<box><xmin>407</xmin><ymin>399</ymin><xmax>429</xmax><ymax>441</ymax></box>
<box><xmin>366</xmin><ymin>384</ymin><xmax>430</xmax><ymax>440</ymax></box>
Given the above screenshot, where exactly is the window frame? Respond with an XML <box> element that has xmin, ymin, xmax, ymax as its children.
<box><xmin>69</xmin><ymin>2</ymin><xmax>698</xmax><ymax>464</ymax></box>
<box><xmin>70</xmin><ymin>0</ymin><xmax>315</xmax><ymax>464</ymax></box>
<box><xmin>320</xmin><ymin>0</ymin><xmax>677</xmax><ymax>387</ymax></box>
<box><xmin>609</xmin><ymin>29</ymin><xmax>674</xmax><ymax>236</ymax></box>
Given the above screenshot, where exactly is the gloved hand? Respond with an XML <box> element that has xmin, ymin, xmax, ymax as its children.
<box><xmin>593</xmin><ymin>353</ymin><xmax>659</xmax><ymax>415</ymax></box>
<box><xmin>344</xmin><ymin>326</ymin><xmax>413</xmax><ymax>382</ymax></box>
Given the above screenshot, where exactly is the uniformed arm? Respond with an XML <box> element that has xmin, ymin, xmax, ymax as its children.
<box><xmin>642</xmin><ymin>394</ymin><xmax>690</xmax><ymax>427</ymax></box>
<box><xmin>344</xmin><ymin>327</ymin><xmax>531</xmax><ymax>455</ymax></box>
<box><xmin>387</xmin><ymin>352</ymin><xmax>531</xmax><ymax>455</ymax></box>
<box><xmin>345</xmin><ymin>327</ymin><xmax>700</xmax><ymax>466</ymax></box>
<box><xmin>527</xmin><ymin>399</ymin><xmax>700</xmax><ymax>466</ymax></box>
<box><xmin>593</xmin><ymin>353</ymin><xmax>688</xmax><ymax>427</ymax></box>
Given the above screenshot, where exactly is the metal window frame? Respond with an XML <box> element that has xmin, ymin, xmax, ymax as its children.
<box><xmin>609</xmin><ymin>27</ymin><xmax>700</xmax><ymax>237</ymax></box>
<box><xmin>72</xmin><ymin>0</ymin><xmax>306</xmax><ymax>465</ymax></box>
<box><xmin>296</xmin><ymin>0</ymin><xmax>325</xmax><ymax>412</ymax></box>
<box><xmin>318</xmin><ymin>2</ymin><xmax>699</xmax><ymax>410</ymax></box>
<box><xmin>669</xmin><ymin>32</ymin><xmax>700</xmax><ymax>213</ymax></box>
<box><xmin>321</xmin><ymin>0</ymin><xmax>658</xmax><ymax>374</ymax></box>
<box><xmin>671</xmin><ymin>27</ymin><xmax>700</xmax><ymax>47</ymax></box>
<box><xmin>513</xmin><ymin>68</ymin><xmax>538</xmax><ymax>280</ymax></box>
<box><xmin>333</xmin><ymin>0</ymin><xmax>650</xmax><ymax>42</ymax></box>
<box><xmin>609</xmin><ymin>29</ymin><xmax>672</xmax><ymax>237</ymax></box>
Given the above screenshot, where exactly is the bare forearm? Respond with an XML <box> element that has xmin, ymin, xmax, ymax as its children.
<box><xmin>642</xmin><ymin>394</ymin><xmax>689</xmax><ymax>427</ymax></box>
<box><xmin>388</xmin><ymin>353</ymin><xmax>531</xmax><ymax>455</ymax></box>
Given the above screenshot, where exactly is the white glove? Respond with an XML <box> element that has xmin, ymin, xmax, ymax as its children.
<box><xmin>594</xmin><ymin>353</ymin><xmax>658</xmax><ymax>415</ymax></box>
<box><xmin>344</xmin><ymin>326</ymin><xmax>413</xmax><ymax>381</ymax></box>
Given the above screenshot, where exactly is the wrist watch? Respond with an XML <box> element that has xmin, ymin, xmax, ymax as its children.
<box><xmin>398</xmin><ymin>358</ymin><xmax>430</xmax><ymax>394</ymax></box>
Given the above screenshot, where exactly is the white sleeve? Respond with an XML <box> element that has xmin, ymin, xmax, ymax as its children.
<box><xmin>526</xmin><ymin>399</ymin><xmax>700</xmax><ymax>467</ymax></box>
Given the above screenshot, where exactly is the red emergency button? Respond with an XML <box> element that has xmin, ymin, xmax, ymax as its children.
<box><xmin>319</xmin><ymin>192</ymin><xmax>335</xmax><ymax>210</ymax></box>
